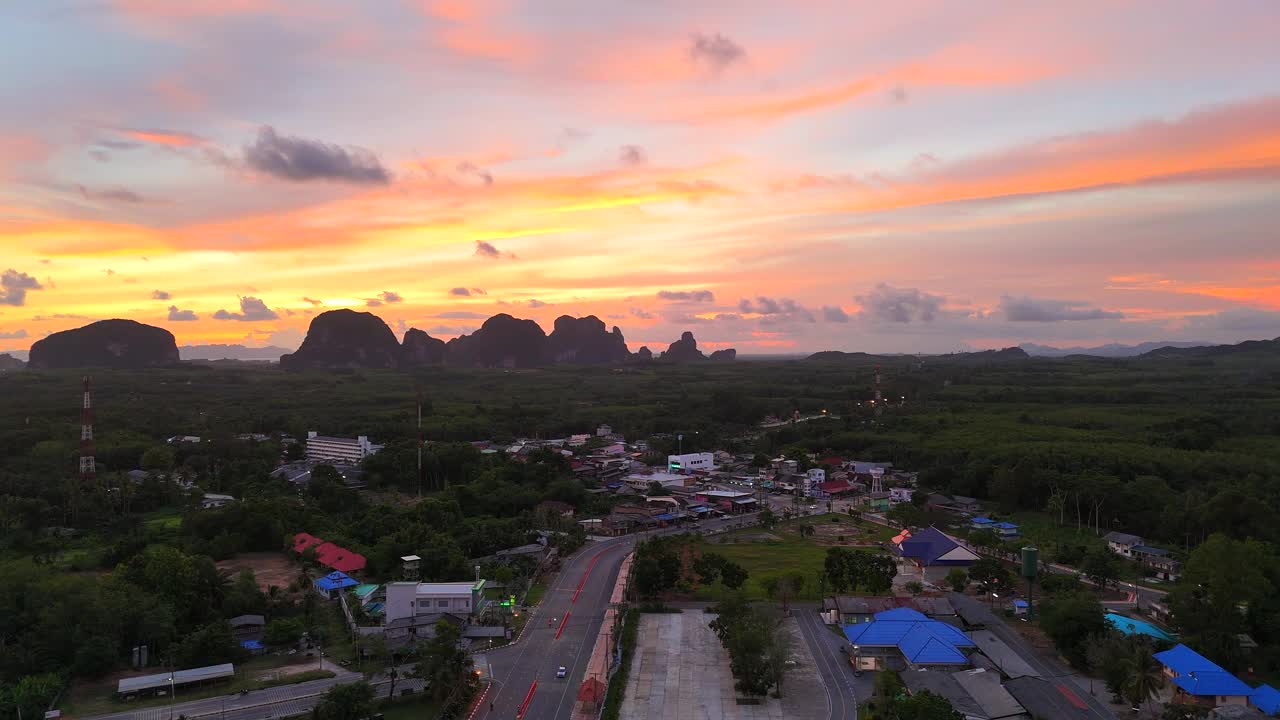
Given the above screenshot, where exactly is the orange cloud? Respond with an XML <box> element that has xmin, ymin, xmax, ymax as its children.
<box><xmin>120</xmin><ymin>128</ymin><xmax>207</xmax><ymax>147</ymax></box>
<box><xmin>819</xmin><ymin>95</ymin><xmax>1280</xmax><ymax>213</ymax></box>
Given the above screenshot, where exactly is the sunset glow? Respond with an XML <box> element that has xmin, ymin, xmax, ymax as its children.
<box><xmin>2</xmin><ymin>1</ymin><xmax>1278</xmax><ymax>354</ymax></box>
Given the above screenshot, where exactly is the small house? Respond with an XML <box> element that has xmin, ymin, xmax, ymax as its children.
<box><xmin>1104</xmin><ymin>531</ymin><xmax>1144</xmax><ymax>558</ymax></box>
<box><xmin>1154</xmin><ymin>644</ymin><xmax>1254</xmax><ymax>707</ymax></box>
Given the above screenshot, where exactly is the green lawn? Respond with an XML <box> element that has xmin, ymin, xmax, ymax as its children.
<box><xmin>695</xmin><ymin>515</ymin><xmax>891</xmax><ymax>601</ymax></box>
<box><xmin>380</xmin><ymin>696</ymin><xmax>443</xmax><ymax>720</ymax></box>
<box><xmin>524</xmin><ymin>581</ymin><xmax>548</xmax><ymax>607</ymax></box>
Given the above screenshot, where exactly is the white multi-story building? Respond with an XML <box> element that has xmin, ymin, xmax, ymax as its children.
<box><xmin>305</xmin><ymin>431</ymin><xmax>383</xmax><ymax>464</ymax></box>
<box><xmin>804</xmin><ymin>468</ymin><xmax>826</xmax><ymax>497</ymax></box>
<box><xmin>383</xmin><ymin>580</ymin><xmax>485</xmax><ymax>624</ymax></box>
<box><xmin>667</xmin><ymin>452</ymin><xmax>714</xmax><ymax>473</ymax></box>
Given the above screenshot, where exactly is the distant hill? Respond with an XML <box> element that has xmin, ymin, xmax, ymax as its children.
<box><xmin>280</xmin><ymin>309</ymin><xmax>402</xmax><ymax>370</ymax></box>
<box><xmin>446</xmin><ymin>313</ymin><xmax>551</xmax><ymax>368</ymax></box>
<box><xmin>1138</xmin><ymin>336</ymin><xmax>1280</xmax><ymax>359</ymax></box>
<box><xmin>805</xmin><ymin>347</ymin><xmax>1029</xmax><ymax>363</ymax></box>
<box><xmin>277</xmin><ymin>309</ymin><xmax>700</xmax><ymax>370</ymax></box>
<box><xmin>181</xmin><ymin>344</ymin><xmax>292</xmax><ymax>361</ymax></box>
<box><xmin>661</xmin><ymin>331</ymin><xmax>706</xmax><ymax>362</ymax></box>
<box><xmin>0</xmin><ymin>353</ymin><xmax>24</xmax><ymax>371</ymax></box>
<box><xmin>28</xmin><ymin>319</ymin><xmax>180</xmax><ymax>369</ymax></box>
<box><xmin>1021</xmin><ymin>341</ymin><xmax>1210</xmax><ymax>357</ymax></box>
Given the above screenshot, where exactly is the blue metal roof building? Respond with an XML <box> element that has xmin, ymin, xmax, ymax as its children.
<box><xmin>314</xmin><ymin>570</ymin><xmax>359</xmax><ymax>598</ymax></box>
<box><xmin>844</xmin><ymin>608</ymin><xmax>976</xmax><ymax>666</ymax></box>
<box><xmin>1250</xmin><ymin>684</ymin><xmax>1280</xmax><ymax>715</ymax></box>
<box><xmin>1153</xmin><ymin>644</ymin><xmax>1254</xmax><ymax>701</ymax></box>
<box><xmin>893</xmin><ymin>527</ymin><xmax>981</xmax><ymax>567</ymax></box>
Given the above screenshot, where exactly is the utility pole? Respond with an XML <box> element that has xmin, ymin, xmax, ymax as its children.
<box><xmin>416</xmin><ymin>385</ymin><xmax>423</xmax><ymax>496</ymax></box>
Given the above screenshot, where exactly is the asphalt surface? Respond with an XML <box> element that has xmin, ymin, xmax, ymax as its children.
<box><xmin>946</xmin><ymin>592</ymin><xmax>1114</xmax><ymax>720</ymax></box>
<box><xmin>479</xmin><ymin>513</ymin><xmax>761</xmax><ymax>720</ymax></box>
<box><xmin>81</xmin><ymin>671</ymin><xmax>420</xmax><ymax>720</ymax></box>
<box><xmin>792</xmin><ymin>607</ymin><xmax>860</xmax><ymax>720</ymax></box>
<box><xmin>481</xmin><ymin>534</ymin><xmax>638</xmax><ymax>720</ymax></box>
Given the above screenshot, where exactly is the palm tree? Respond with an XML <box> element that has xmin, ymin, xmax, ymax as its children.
<box><xmin>1122</xmin><ymin>647</ymin><xmax>1163</xmax><ymax>715</ymax></box>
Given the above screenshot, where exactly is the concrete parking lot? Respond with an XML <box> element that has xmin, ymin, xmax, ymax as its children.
<box><xmin>620</xmin><ymin>610</ymin><xmax>826</xmax><ymax>720</ymax></box>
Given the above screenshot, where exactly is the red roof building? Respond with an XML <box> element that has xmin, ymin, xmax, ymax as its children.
<box><xmin>293</xmin><ymin>532</ymin><xmax>325</xmax><ymax>554</ymax></box>
<box><xmin>818</xmin><ymin>479</ymin><xmax>856</xmax><ymax>495</ymax></box>
<box><xmin>293</xmin><ymin>532</ymin><xmax>366</xmax><ymax>574</ymax></box>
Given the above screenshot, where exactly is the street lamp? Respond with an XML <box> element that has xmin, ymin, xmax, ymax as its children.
<box><xmin>989</xmin><ymin>592</ymin><xmax>999</xmax><ymax>610</ymax></box>
<box><xmin>852</xmin><ymin>645</ymin><xmax>862</xmax><ymax>676</ymax></box>
<box><xmin>168</xmin><ymin>672</ymin><xmax>176</xmax><ymax>720</ymax></box>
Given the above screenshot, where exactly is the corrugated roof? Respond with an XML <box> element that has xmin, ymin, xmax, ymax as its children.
<box><xmin>118</xmin><ymin>664</ymin><xmax>235</xmax><ymax>694</ymax></box>
<box><xmin>1155</xmin><ymin>644</ymin><xmax>1253</xmax><ymax>697</ymax></box>
<box><xmin>314</xmin><ymin>571</ymin><xmax>358</xmax><ymax>592</ymax></box>
<box><xmin>1155</xmin><ymin>644</ymin><xmax>1222</xmax><ymax>674</ymax></box>
<box><xmin>1251</xmin><ymin>684</ymin><xmax>1280</xmax><ymax>714</ymax></box>
<box><xmin>951</xmin><ymin>668</ymin><xmax>1027</xmax><ymax>719</ymax></box>
<box><xmin>1172</xmin><ymin>672</ymin><xmax>1254</xmax><ymax>697</ymax></box>
<box><xmin>876</xmin><ymin>607</ymin><xmax>930</xmax><ymax>622</ymax></box>
<box><xmin>844</xmin><ymin>618</ymin><xmax>975</xmax><ymax>665</ymax></box>
<box><xmin>895</xmin><ymin>527</ymin><xmax>979</xmax><ymax>566</ymax></box>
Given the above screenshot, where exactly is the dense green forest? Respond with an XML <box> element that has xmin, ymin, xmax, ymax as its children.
<box><xmin>1</xmin><ymin>344</ymin><xmax>1279</xmax><ymax>709</ymax></box>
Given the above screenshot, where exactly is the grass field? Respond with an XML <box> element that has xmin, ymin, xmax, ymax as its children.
<box><xmin>695</xmin><ymin>514</ymin><xmax>890</xmax><ymax>601</ymax></box>
<box><xmin>380</xmin><ymin>696</ymin><xmax>443</xmax><ymax>720</ymax></box>
<box><xmin>524</xmin><ymin>581</ymin><xmax>548</xmax><ymax>606</ymax></box>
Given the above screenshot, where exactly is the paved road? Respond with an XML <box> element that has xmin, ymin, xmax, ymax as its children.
<box><xmin>479</xmin><ymin>513</ymin><xmax>761</xmax><ymax>720</ymax></box>
<box><xmin>946</xmin><ymin>592</ymin><xmax>1114</xmax><ymax>720</ymax></box>
<box><xmin>481</xmin><ymin>534</ymin><xmax>637</xmax><ymax>720</ymax></box>
<box><xmin>792</xmin><ymin>607</ymin><xmax>860</xmax><ymax>720</ymax></box>
<box><xmin>79</xmin><ymin>669</ymin><xmax>415</xmax><ymax>720</ymax></box>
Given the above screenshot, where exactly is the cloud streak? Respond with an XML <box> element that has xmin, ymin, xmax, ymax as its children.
<box><xmin>657</xmin><ymin>290</ymin><xmax>714</xmax><ymax>303</ymax></box>
<box><xmin>243</xmin><ymin>126</ymin><xmax>391</xmax><ymax>184</ymax></box>
<box><xmin>167</xmin><ymin>306</ymin><xmax>198</xmax><ymax>321</ymax></box>
<box><xmin>688</xmin><ymin>33</ymin><xmax>745</xmax><ymax>73</ymax></box>
<box><xmin>1</xmin><ymin>269</ymin><xmax>43</xmax><ymax>306</ymax></box>
<box><xmin>474</xmin><ymin>240</ymin><xmax>517</xmax><ymax>259</ymax></box>
<box><xmin>1000</xmin><ymin>296</ymin><xmax>1125</xmax><ymax>322</ymax></box>
<box><xmin>212</xmin><ymin>296</ymin><xmax>278</xmax><ymax>321</ymax></box>
<box><xmin>857</xmin><ymin>284</ymin><xmax>945</xmax><ymax>323</ymax></box>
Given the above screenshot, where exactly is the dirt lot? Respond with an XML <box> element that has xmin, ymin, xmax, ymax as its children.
<box><xmin>217</xmin><ymin>552</ymin><xmax>298</xmax><ymax>591</ymax></box>
<box><xmin>810</xmin><ymin>522</ymin><xmax>882</xmax><ymax>546</ymax></box>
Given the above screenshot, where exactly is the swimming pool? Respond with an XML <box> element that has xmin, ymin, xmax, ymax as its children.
<box><xmin>1106</xmin><ymin>612</ymin><xmax>1175</xmax><ymax>641</ymax></box>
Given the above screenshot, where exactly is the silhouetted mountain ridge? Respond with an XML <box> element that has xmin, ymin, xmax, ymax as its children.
<box><xmin>28</xmin><ymin>319</ymin><xmax>180</xmax><ymax>369</ymax></box>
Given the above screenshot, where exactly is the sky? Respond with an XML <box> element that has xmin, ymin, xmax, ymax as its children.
<box><xmin>1</xmin><ymin>0</ymin><xmax>1279</xmax><ymax>355</ymax></box>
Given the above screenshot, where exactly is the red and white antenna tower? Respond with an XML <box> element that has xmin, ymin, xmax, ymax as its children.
<box><xmin>79</xmin><ymin>376</ymin><xmax>96</xmax><ymax>480</ymax></box>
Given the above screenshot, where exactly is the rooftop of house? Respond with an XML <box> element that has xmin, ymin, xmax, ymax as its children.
<box><xmin>1154</xmin><ymin>644</ymin><xmax>1255</xmax><ymax>697</ymax></box>
<box><xmin>1004</xmin><ymin>676</ymin><xmax>1094</xmax><ymax>720</ymax></box>
<box><xmin>1131</xmin><ymin>545</ymin><xmax>1170</xmax><ymax>556</ymax></box>
<box><xmin>1104</xmin><ymin>531</ymin><xmax>1144</xmax><ymax>545</ymax></box>
<box><xmin>698</xmin><ymin>489</ymin><xmax>753</xmax><ymax>498</ymax></box>
<box><xmin>314</xmin><ymin>571</ymin><xmax>358</xmax><ymax>592</ymax></box>
<box><xmin>385</xmin><ymin>580</ymin><xmax>482</xmax><ymax>594</ymax></box>
<box><xmin>1250</xmin><ymin>684</ymin><xmax>1280</xmax><ymax>715</ymax></box>
<box><xmin>893</xmin><ymin>527</ymin><xmax>981</xmax><ymax>566</ymax></box>
<box><xmin>843</xmin><ymin>608</ymin><xmax>976</xmax><ymax>665</ymax></box>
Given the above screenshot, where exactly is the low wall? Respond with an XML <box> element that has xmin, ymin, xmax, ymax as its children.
<box><xmin>572</xmin><ymin>552</ymin><xmax>633</xmax><ymax>720</ymax></box>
